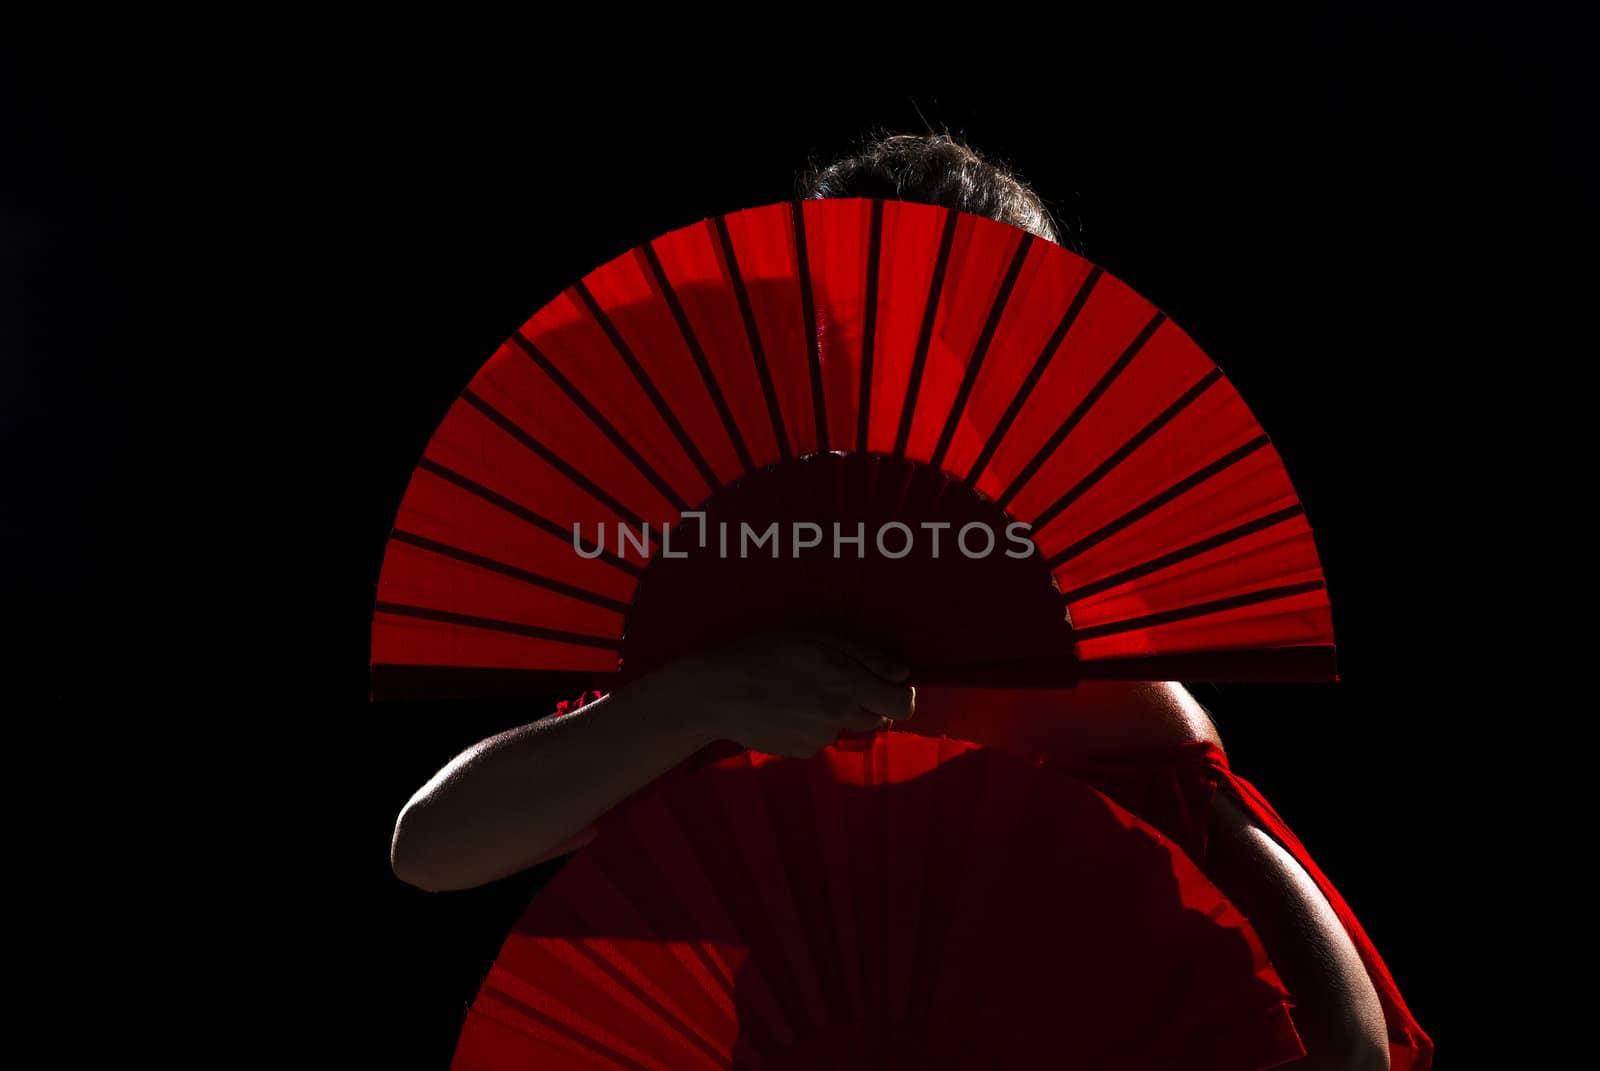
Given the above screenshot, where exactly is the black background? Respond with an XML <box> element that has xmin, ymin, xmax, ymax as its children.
<box><xmin>9</xmin><ymin>15</ymin><xmax>1586</xmax><ymax>1066</ymax></box>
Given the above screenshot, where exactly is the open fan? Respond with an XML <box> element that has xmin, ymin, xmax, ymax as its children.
<box><xmin>450</xmin><ymin>731</ymin><xmax>1308</xmax><ymax>1071</ymax></box>
<box><xmin>371</xmin><ymin>198</ymin><xmax>1334</xmax><ymax>698</ymax></box>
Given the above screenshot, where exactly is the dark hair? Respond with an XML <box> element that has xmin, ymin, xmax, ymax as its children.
<box><xmin>797</xmin><ymin>130</ymin><xmax>1077</xmax><ymax>252</ymax></box>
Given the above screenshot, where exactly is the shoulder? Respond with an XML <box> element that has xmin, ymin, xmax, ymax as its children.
<box><xmin>903</xmin><ymin>681</ymin><xmax>1224</xmax><ymax>761</ymax></box>
<box><xmin>1205</xmin><ymin>792</ymin><xmax>1391</xmax><ymax>1069</ymax></box>
<box><xmin>1044</xmin><ymin>681</ymin><xmax>1226</xmax><ymax>759</ymax></box>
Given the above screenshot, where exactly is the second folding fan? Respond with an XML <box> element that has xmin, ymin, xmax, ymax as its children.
<box><xmin>451</xmin><ymin>730</ymin><xmax>1307</xmax><ymax>1071</ymax></box>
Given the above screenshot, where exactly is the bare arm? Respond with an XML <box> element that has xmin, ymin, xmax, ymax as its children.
<box><xmin>1205</xmin><ymin>792</ymin><xmax>1391</xmax><ymax>1071</ymax></box>
<box><xmin>390</xmin><ymin>633</ymin><xmax>915</xmax><ymax>892</ymax></box>
<box><xmin>390</xmin><ymin>667</ymin><xmax>717</xmax><ymax>892</ymax></box>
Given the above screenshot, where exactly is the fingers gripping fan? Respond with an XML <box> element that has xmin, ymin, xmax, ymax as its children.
<box><xmin>371</xmin><ymin>199</ymin><xmax>1335</xmax><ymax>698</ymax></box>
<box><xmin>451</xmin><ymin>732</ymin><xmax>1308</xmax><ymax>1071</ymax></box>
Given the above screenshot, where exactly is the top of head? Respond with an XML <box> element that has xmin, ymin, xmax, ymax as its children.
<box><xmin>797</xmin><ymin>130</ymin><xmax>1076</xmax><ymax>251</ymax></box>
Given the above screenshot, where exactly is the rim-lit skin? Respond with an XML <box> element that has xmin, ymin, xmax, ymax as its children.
<box><xmin>902</xmin><ymin>679</ymin><xmax>1226</xmax><ymax>759</ymax></box>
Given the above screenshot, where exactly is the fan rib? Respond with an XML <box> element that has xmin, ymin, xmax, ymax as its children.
<box><xmin>905</xmin><ymin>737</ymin><xmax>968</xmax><ymax>1014</ymax></box>
<box><xmin>742</xmin><ymin>760</ymin><xmax>831</xmax><ymax>1033</ymax></box>
<box><xmin>790</xmin><ymin>201</ymin><xmax>829</xmax><ymax>453</ymax></box>
<box><xmin>871</xmin><ymin>740</ymin><xmax>891</xmax><ymax>1024</ymax></box>
<box><xmin>1058</xmin><ymin>503</ymin><xmax>1308</xmax><ymax>603</ymax></box>
<box><xmin>507</xmin><ymin>332</ymin><xmax>690</xmax><ymax>513</ymax></box>
<box><xmin>658</xmin><ymin>775</ymin><xmax>805</xmax><ymax>1050</ymax></box>
<box><xmin>685</xmin><ymin>941</ymin><xmax>737</xmax><ymax>1005</ymax></box>
<box><xmin>856</xmin><ymin>200</ymin><xmax>886</xmax><ymax>452</ymax></box>
<box><xmin>712</xmin><ymin>216</ymin><xmax>792</xmax><ymax>462</ymax></box>
<box><xmin>758</xmin><ymin>761</ymin><xmax>854</xmax><ymax>1027</ymax></box>
<box><xmin>457</xmin><ymin>392</ymin><xmax>655</xmax><ymax>536</ymax></box>
<box><xmin>1044</xmin><ymin>434</ymin><xmax>1272</xmax><ymax>569</ymax></box>
<box><xmin>1032</xmin><ymin>368</ymin><xmax>1225</xmax><ymax>532</ymax></box>
<box><xmin>571</xmin><ymin>280</ymin><xmax>721</xmax><ymax>495</ymax></box>
<box><xmin>373</xmin><ymin>601</ymin><xmax>621</xmax><ymax>650</ymax></box>
<box><xmin>1068</xmin><ymin>579</ymin><xmax>1328</xmax><ymax>642</ymax></box>
<box><xmin>566</xmin><ymin>941</ymin><xmax>736</xmax><ymax>1070</ymax></box>
<box><xmin>802</xmin><ymin>753</ymin><xmax>863</xmax><ymax>1023</ymax></box>
<box><xmin>481</xmin><ymin>984</ymin><xmax>656</xmax><ymax>1071</ymax></box>
<box><xmin>930</xmin><ymin>233</ymin><xmax>1034</xmax><ymax>471</ymax></box>
<box><xmin>996</xmin><ymin>311</ymin><xmax>1168</xmax><ymax>511</ymax></box>
<box><xmin>964</xmin><ymin>266</ymin><xmax>1103</xmax><ymax>486</ymax></box>
<box><xmin>416</xmin><ymin>457</ymin><xmax>643</xmax><ymax>577</ymax></box>
<box><xmin>893</xmin><ymin>207</ymin><xmax>962</xmax><ymax>457</ymax></box>
<box><xmin>639</xmin><ymin>242</ymin><xmax>758</xmax><ymax>475</ymax></box>
<box><xmin>389</xmin><ymin>529</ymin><xmax>631</xmax><ymax>613</ymax></box>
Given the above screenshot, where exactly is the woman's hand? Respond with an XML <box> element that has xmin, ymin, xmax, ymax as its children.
<box><xmin>654</xmin><ymin>630</ymin><xmax>917</xmax><ymax>758</ymax></box>
<box><xmin>391</xmin><ymin>630</ymin><xmax>916</xmax><ymax>891</ymax></box>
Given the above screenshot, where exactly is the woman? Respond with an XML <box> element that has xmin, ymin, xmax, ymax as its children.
<box><xmin>390</xmin><ymin>134</ymin><xmax>1431</xmax><ymax>1071</ymax></box>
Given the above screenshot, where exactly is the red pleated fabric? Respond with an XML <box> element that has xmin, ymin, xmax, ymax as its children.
<box><xmin>487</xmin><ymin>693</ymin><xmax>1432</xmax><ymax>1071</ymax></box>
<box><xmin>452</xmin><ymin>728</ymin><xmax>1308</xmax><ymax>1071</ymax></box>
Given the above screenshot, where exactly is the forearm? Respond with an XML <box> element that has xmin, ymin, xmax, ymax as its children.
<box><xmin>391</xmin><ymin>666</ymin><xmax>717</xmax><ymax>892</ymax></box>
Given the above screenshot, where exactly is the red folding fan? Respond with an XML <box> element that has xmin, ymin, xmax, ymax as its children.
<box><xmin>451</xmin><ymin>730</ymin><xmax>1308</xmax><ymax>1071</ymax></box>
<box><xmin>370</xmin><ymin>198</ymin><xmax>1335</xmax><ymax>699</ymax></box>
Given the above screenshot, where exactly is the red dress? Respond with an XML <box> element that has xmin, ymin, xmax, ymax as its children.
<box><xmin>455</xmin><ymin>695</ymin><xmax>1433</xmax><ymax>1071</ymax></box>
